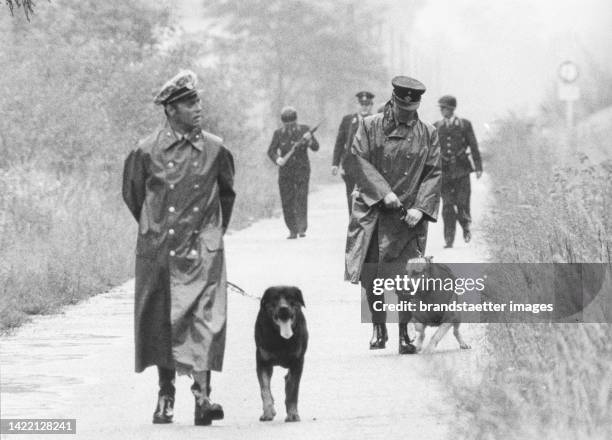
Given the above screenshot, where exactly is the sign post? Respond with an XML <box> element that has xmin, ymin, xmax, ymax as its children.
<box><xmin>557</xmin><ymin>61</ymin><xmax>580</xmax><ymax>150</ymax></box>
<box><xmin>557</xmin><ymin>60</ymin><xmax>580</xmax><ymax>129</ymax></box>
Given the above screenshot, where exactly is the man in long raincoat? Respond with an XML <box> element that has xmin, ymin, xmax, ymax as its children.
<box><xmin>122</xmin><ymin>70</ymin><xmax>235</xmax><ymax>426</ymax></box>
<box><xmin>344</xmin><ymin>76</ymin><xmax>441</xmax><ymax>354</ymax></box>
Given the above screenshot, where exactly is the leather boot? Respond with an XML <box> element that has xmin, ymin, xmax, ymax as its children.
<box><xmin>152</xmin><ymin>394</ymin><xmax>174</xmax><ymax>424</ymax></box>
<box><xmin>192</xmin><ymin>379</ymin><xmax>224</xmax><ymax>426</ymax></box>
<box><xmin>369</xmin><ymin>323</ymin><xmax>388</xmax><ymax>349</ymax></box>
<box><xmin>398</xmin><ymin>323</ymin><xmax>416</xmax><ymax>354</ymax></box>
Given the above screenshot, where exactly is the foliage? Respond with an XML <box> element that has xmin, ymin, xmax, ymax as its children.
<box><xmin>4</xmin><ymin>0</ymin><xmax>38</xmax><ymax>21</ymax></box>
<box><xmin>0</xmin><ymin>0</ymin><xmax>277</xmax><ymax>331</ymax></box>
<box><xmin>448</xmin><ymin>117</ymin><xmax>612</xmax><ymax>439</ymax></box>
<box><xmin>201</xmin><ymin>0</ymin><xmax>388</xmax><ymax>127</ymax></box>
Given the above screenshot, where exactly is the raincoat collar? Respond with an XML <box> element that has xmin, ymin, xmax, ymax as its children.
<box><xmin>160</xmin><ymin>120</ymin><xmax>204</xmax><ymax>151</ymax></box>
<box><xmin>382</xmin><ymin>100</ymin><xmax>418</xmax><ymax>138</ymax></box>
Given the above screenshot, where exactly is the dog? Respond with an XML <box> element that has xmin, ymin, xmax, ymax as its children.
<box><xmin>406</xmin><ymin>258</ymin><xmax>471</xmax><ymax>354</ymax></box>
<box><xmin>255</xmin><ymin>286</ymin><xmax>308</xmax><ymax>422</ymax></box>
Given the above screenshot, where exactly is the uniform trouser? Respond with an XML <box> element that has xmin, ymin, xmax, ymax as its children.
<box><xmin>157</xmin><ymin>366</ymin><xmax>211</xmax><ymax>397</ymax></box>
<box><xmin>279</xmin><ymin>172</ymin><xmax>309</xmax><ymax>234</ymax></box>
<box><xmin>441</xmin><ymin>174</ymin><xmax>472</xmax><ymax>245</ymax></box>
<box><xmin>342</xmin><ymin>172</ymin><xmax>356</xmax><ymax>214</ymax></box>
<box><xmin>360</xmin><ymin>228</ymin><xmax>413</xmax><ymax>325</ymax></box>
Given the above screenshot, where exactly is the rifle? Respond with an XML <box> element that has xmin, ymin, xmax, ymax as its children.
<box><xmin>277</xmin><ymin>122</ymin><xmax>321</xmax><ymax>166</ymax></box>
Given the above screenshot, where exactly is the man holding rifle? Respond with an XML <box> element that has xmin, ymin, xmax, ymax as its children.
<box><xmin>267</xmin><ymin>106</ymin><xmax>319</xmax><ymax>239</ymax></box>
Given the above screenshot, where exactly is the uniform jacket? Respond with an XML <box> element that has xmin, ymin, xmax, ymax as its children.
<box><xmin>267</xmin><ymin>123</ymin><xmax>319</xmax><ymax>177</ymax></box>
<box><xmin>344</xmin><ymin>102</ymin><xmax>441</xmax><ymax>283</ymax></box>
<box><xmin>433</xmin><ymin>117</ymin><xmax>482</xmax><ymax>180</ymax></box>
<box><xmin>122</xmin><ymin>120</ymin><xmax>235</xmax><ymax>374</ymax></box>
<box><xmin>332</xmin><ymin>113</ymin><xmax>362</xmax><ymax>167</ymax></box>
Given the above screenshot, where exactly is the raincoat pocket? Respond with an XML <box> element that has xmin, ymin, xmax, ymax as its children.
<box><xmin>200</xmin><ymin>228</ymin><xmax>224</xmax><ymax>251</ymax></box>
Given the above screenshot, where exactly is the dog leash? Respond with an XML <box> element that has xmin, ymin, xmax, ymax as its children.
<box><xmin>227</xmin><ymin>281</ymin><xmax>261</xmax><ymax>300</ymax></box>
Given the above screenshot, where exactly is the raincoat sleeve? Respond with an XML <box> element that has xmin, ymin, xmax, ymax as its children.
<box><xmin>267</xmin><ymin>129</ymin><xmax>280</xmax><ymax>164</ymax></box>
<box><xmin>122</xmin><ymin>147</ymin><xmax>147</xmax><ymax>222</ymax></box>
<box><xmin>218</xmin><ymin>146</ymin><xmax>236</xmax><ymax>231</ymax></box>
<box><xmin>414</xmin><ymin>126</ymin><xmax>441</xmax><ymax>222</ymax></box>
<box><xmin>464</xmin><ymin>119</ymin><xmax>482</xmax><ymax>172</ymax></box>
<box><xmin>347</xmin><ymin>119</ymin><xmax>392</xmax><ymax>207</ymax></box>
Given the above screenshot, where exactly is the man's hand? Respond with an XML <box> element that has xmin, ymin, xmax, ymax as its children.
<box><xmin>476</xmin><ymin>171</ymin><xmax>483</xmax><ymax>179</ymax></box>
<box><xmin>383</xmin><ymin>192</ymin><xmax>401</xmax><ymax>209</ymax></box>
<box><xmin>331</xmin><ymin>165</ymin><xmax>339</xmax><ymax>176</ymax></box>
<box><xmin>276</xmin><ymin>157</ymin><xmax>286</xmax><ymax>167</ymax></box>
<box><xmin>404</xmin><ymin>208</ymin><xmax>423</xmax><ymax>227</ymax></box>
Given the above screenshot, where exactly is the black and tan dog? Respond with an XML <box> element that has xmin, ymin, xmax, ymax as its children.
<box><xmin>255</xmin><ymin>286</ymin><xmax>308</xmax><ymax>422</ymax></box>
<box><xmin>406</xmin><ymin>258</ymin><xmax>472</xmax><ymax>354</ymax></box>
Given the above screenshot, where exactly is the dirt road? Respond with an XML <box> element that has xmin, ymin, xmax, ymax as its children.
<box><xmin>0</xmin><ymin>177</ymin><xmax>489</xmax><ymax>439</ymax></box>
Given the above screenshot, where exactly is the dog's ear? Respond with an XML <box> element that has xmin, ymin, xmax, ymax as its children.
<box><xmin>290</xmin><ymin>287</ymin><xmax>305</xmax><ymax>308</ymax></box>
<box><xmin>261</xmin><ymin>287</ymin><xmax>277</xmax><ymax>308</ymax></box>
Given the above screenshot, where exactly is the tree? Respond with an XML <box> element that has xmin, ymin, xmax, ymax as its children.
<box><xmin>5</xmin><ymin>0</ymin><xmax>39</xmax><ymax>21</ymax></box>
<box><xmin>202</xmin><ymin>0</ymin><xmax>387</xmax><ymax>126</ymax></box>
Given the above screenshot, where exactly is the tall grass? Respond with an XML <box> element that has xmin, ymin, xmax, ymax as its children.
<box><xmin>451</xmin><ymin>116</ymin><xmax>612</xmax><ymax>439</ymax></box>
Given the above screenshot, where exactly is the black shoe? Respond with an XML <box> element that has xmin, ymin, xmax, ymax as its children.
<box><xmin>153</xmin><ymin>395</ymin><xmax>174</xmax><ymax>424</ymax></box>
<box><xmin>194</xmin><ymin>398</ymin><xmax>224</xmax><ymax>426</ymax></box>
<box><xmin>369</xmin><ymin>323</ymin><xmax>388</xmax><ymax>349</ymax></box>
<box><xmin>398</xmin><ymin>323</ymin><xmax>416</xmax><ymax>355</ymax></box>
<box><xmin>287</xmin><ymin>233</ymin><xmax>297</xmax><ymax>239</ymax></box>
<box><xmin>298</xmin><ymin>232</ymin><xmax>306</xmax><ymax>238</ymax></box>
<box><xmin>444</xmin><ymin>243</ymin><xmax>453</xmax><ymax>248</ymax></box>
<box><xmin>463</xmin><ymin>230</ymin><xmax>472</xmax><ymax>243</ymax></box>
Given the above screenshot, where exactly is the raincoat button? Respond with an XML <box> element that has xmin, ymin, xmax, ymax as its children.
<box><xmin>169</xmin><ymin>183</ymin><xmax>175</xmax><ymax>190</ymax></box>
<box><xmin>169</xmin><ymin>229</ymin><xmax>175</xmax><ymax>235</ymax></box>
<box><xmin>168</xmin><ymin>206</ymin><xmax>175</xmax><ymax>213</ymax></box>
<box><xmin>193</xmin><ymin>162</ymin><xmax>198</xmax><ymax>167</ymax></box>
<box><xmin>194</xmin><ymin>184</ymin><xmax>200</xmax><ymax>189</ymax></box>
<box><xmin>193</xmin><ymin>206</ymin><xmax>199</xmax><ymax>212</ymax></box>
<box><xmin>168</xmin><ymin>162</ymin><xmax>174</xmax><ymax>168</ymax></box>
<box><xmin>189</xmin><ymin>249</ymin><xmax>197</xmax><ymax>256</ymax></box>
<box><xmin>169</xmin><ymin>250</ymin><xmax>176</xmax><ymax>257</ymax></box>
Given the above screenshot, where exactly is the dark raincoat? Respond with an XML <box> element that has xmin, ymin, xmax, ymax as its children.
<box><xmin>122</xmin><ymin>121</ymin><xmax>235</xmax><ymax>374</ymax></box>
<box><xmin>344</xmin><ymin>103</ymin><xmax>441</xmax><ymax>283</ymax></box>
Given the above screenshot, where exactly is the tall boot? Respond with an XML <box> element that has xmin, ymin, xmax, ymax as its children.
<box><xmin>369</xmin><ymin>323</ymin><xmax>388</xmax><ymax>349</ymax></box>
<box><xmin>192</xmin><ymin>372</ymin><xmax>224</xmax><ymax>426</ymax></box>
<box><xmin>398</xmin><ymin>323</ymin><xmax>416</xmax><ymax>355</ymax></box>
<box><xmin>153</xmin><ymin>367</ymin><xmax>175</xmax><ymax>424</ymax></box>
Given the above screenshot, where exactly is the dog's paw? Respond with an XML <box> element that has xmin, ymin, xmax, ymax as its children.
<box><xmin>259</xmin><ymin>406</ymin><xmax>276</xmax><ymax>422</ymax></box>
<box><xmin>285</xmin><ymin>412</ymin><xmax>301</xmax><ymax>422</ymax></box>
<box><xmin>460</xmin><ymin>343</ymin><xmax>471</xmax><ymax>349</ymax></box>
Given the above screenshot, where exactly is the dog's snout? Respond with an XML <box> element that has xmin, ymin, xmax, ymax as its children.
<box><xmin>277</xmin><ymin>306</ymin><xmax>291</xmax><ymax>321</ymax></box>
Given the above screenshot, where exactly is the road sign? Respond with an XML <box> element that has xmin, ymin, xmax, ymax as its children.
<box><xmin>558</xmin><ymin>83</ymin><xmax>580</xmax><ymax>101</ymax></box>
<box><xmin>558</xmin><ymin>60</ymin><xmax>579</xmax><ymax>83</ymax></box>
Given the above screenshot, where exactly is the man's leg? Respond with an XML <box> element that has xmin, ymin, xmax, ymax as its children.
<box><xmin>456</xmin><ymin>174</ymin><xmax>472</xmax><ymax>242</ymax></box>
<box><xmin>192</xmin><ymin>371</ymin><xmax>224</xmax><ymax>426</ymax></box>
<box><xmin>295</xmin><ymin>173</ymin><xmax>309</xmax><ymax>236</ymax></box>
<box><xmin>360</xmin><ymin>228</ymin><xmax>387</xmax><ymax>348</ymax></box>
<box><xmin>153</xmin><ymin>367</ymin><xmax>175</xmax><ymax>424</ymax></box>
<box><xmin>279</xmin><ymin>176</ymin><xmax>297</xmax><ymax>238</ymax></box>
<box><xmin>441</xmin><ymin>180</ymin><xmax>458</xmax><ymax>247</ymax></box>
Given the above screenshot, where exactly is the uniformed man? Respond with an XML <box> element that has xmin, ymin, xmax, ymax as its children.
<box><xmin>122</xmin><ymin>70</ymin><xmax>235</xmax><ymax>426</ymax></box>
<box><xmin>434</xmin><ymin>95</ymin><xmax>482</xmax><ymax>248</ymax></box>
<box><xmin>344</xmin><ymin>76</ymin><xmax>441</xmax><ymax>354</ymax></box>
<box><xmin>332</xmin><ymin>91</ymin><xmax>375</xmax><ymax>213</ymax></box>
<box><xmin>267</xmin><ymin>107</ymin><xmax>319</xmax><ymax>239</ymax></box>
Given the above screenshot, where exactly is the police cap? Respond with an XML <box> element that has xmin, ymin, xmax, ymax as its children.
<box><xmin>391</xmin><ymin>76</ymin><xmax>426</xmax><ymax>110</ymax></box>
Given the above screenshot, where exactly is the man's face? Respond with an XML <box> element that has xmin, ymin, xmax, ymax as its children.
<box><xmin>392</xmin><ymin>101</ymin><xmax>417</xmax><ymax>123</ymax></box>
<box><xmin>359</xmin><ymin>102</ymin><xmax>373</xmax><ymax>115</ymax></box>
<box><xmin>168</xmin><ymin>96</ymin><xmax>202</xmax><ymax>130</ymax></box>
<box><xmin>440</xmin><ymin>106</ymin><xmax>454</xmax><ymax>119</ymax></box>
